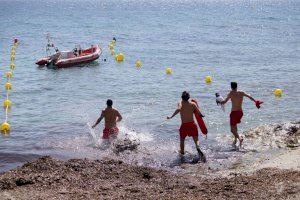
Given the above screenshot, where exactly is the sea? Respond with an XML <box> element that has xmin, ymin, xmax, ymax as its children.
<box><xmin>0</xmin><ymin>0</ymin><xmax>299</xmax><ymax>173</ymax></box>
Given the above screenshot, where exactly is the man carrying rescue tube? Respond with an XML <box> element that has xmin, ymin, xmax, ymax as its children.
<box><xmin>92</xmin><ymin>99</ymin><xmax>122</xmax><ymax>140</ymax></box>
<box><xmin>220</xmin><ymin>82</ymin><xmax>263</xmax><ymax>148</ymax></box>
<box><xmin>167</xmin><ymin>91</ymin><xmax>206</xmax><ymax>162</ymax></box>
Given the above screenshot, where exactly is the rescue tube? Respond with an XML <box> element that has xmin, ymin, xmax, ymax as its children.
<box><xmin>191</xmin><ymin>99</ymin><xmax>207</xmax><ymax>135</ymax></box>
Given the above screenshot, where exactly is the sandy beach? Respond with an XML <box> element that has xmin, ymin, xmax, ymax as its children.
<box><xmin>0</xmin><ymin>156</ymin><xmax>299</xmax><ymax>200</ymax></box>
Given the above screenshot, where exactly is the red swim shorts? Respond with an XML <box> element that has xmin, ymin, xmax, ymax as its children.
<box><xmin>230</xmin><ymin>111</ymin><xmax>243</xmax><ymax>126</ymax></box>
<box><xmin>179</xmin><ymin>122</ymin><xmax>198</xmax><ymax>139</ymax></box>
<box><xmin>102</xmin><ymin>127</ymin><xmax>119</xmax><ymax>139</ymax></box>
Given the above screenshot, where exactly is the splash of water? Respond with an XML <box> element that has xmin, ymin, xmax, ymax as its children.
<box><xmin>86</xmin><ymin>122</ymin><xmax>100</xmax><ymax>147</ymax></box>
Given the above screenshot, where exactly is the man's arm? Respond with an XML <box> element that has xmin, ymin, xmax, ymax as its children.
<box><xmin>116</xmin><ymin>111</ymin><xmax>122</xmax><ymax>122</ymax></box>
<box><xmin>167</xmin><ymin>108</ymin><xmax>180</xmax><ymax>119</ymax></box>
<box><xmin>242</xmin><ymin>92</ymin><xmax>256</xmax><ymax>102</ymax></box>
<box><xmin>92</xmin><ymin>111</ymin><xmax>104</xmax><ymax>128</ymax></box>
<box><xmin>167</xmin><ymin>102</ymin><xmax>182</xmax><ymax>119</ymax></box>
<box><xmin>221</xmin><ymin>92</ymin><xmax>231</xmax><ymax>105</ymax></box>
<box><xmin>193</xmin><ymin>103</ymin><xmax>205</xmax><ymax>117</ymax></box>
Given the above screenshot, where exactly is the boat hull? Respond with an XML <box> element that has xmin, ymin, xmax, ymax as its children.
<box><xmin>56</xmin><ymin>54</ymin><xmax>100</xmax><ymax>68</ymax></box>
<box><xmin>36</xmin><ymin>45</ymin><xmax>102</xmax><ymax>68</ymax></box>
<box><xmin>36</xmin><ymin>57</ymin><xmax>50</xmax><ymax>65</ymax></box>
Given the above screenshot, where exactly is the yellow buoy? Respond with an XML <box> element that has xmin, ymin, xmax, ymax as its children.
<box><xmin>3</xmin><ymin>99</ymin><xmax>12</xmax><ymax>108</ymax></box>
<box><xmin>1</xmin><ymin>122</ymin><xmax>10</xmax><ymax>133</ymax></box>
<box><xmin>116</xmin><ymin>53</ymin><xmax>124</xmax><ymax>62</ymax></box>
<box><xmin>166</xmin><ymin>67</ymin><xmax>173</xmax><ymax>75</ymax></box>
<box><xmin>11</xmin><ymin>51</ymin><xmax>16</xmax><ymax>56</ymax></box>
<box><xmin>10</xmin><ymin>63</ymin><xmax>15</xmax><ymax>70</ymax></box>
<box><xmin>274</xmin><ymin>89</ymin><xmax>282</xmax><ymax>97</ymax></box>
<box><xmin>205</xmin><ymin>76</ymin><xmax>212</xmax><ymax>84</ymax></box>
<box><xmin>111</xmin><ymin>39</ymin><xmax>116</xmax><ymax>45</ymax></box>
<box><xmin>108</xmin><ymin>43</ymin><xmax>114</xmax><ymax>50</ymax></box>
<box><xmin>5</xmin><ymin>72</ymin><xmax>13</xmax><ymax>78</ymax></box>
<box><xmin>10</xmin><ymin>55</ymin><xmax>15</xmax><ymax>61</ymax></box>
<box><xmin>111</xmin><ymin>49</ymin><xmax>115</xmax><ymax>56</ymax></box>
<box><xmin>136</xmin><ymin>60</ymin><xmax>142</xmax><ymax>68</ymax></box>
<box><xmin>5</xmin><ymin>82</ymin><xmax>12</xmax><ymax>90</ymax></box>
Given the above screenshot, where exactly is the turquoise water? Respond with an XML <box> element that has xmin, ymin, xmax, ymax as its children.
<box><xmin>0</xmin><ymin>0</ymin><xmax>299</xmax><ymax>172</ymax></box>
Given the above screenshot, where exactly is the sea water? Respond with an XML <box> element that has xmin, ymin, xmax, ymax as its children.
<box><xmin>0</xmin><ymin>0</ymin><xmax>299</xmax><ymax>172</ymax></box>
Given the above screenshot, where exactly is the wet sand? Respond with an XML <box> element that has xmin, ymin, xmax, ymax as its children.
<box><xmin>0</xmin><ymin>156</ymin><xmax>299</xmax><ymax>200</ymax></box>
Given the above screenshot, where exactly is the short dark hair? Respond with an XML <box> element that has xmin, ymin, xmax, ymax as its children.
<box><xmin>107</xmin><ymin>99</ymin><xmax>113</xmax><ymax>107</ymax></box>
<box><xmin>231</xmin><ymin>82</ymin><xmax>237</xmax><ymax>90</ymax></box>
<box><xmin>181</xmin><ymin>91</ymin><xmax>190</xmax><ymax>101</ymax></box>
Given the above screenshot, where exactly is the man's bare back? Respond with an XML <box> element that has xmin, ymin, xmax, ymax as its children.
<box><xmin>228</xmin><ymin>90</ymin><xmax>245</xmax><ymax>111</ymax></box>
<box><xmin>102</xmin><ymin>107</ymin><xmax>121</xmax><ymax>128</ymax></box>
<box><xmin>92</xmin><ymin>99</ymin><xmax>122</xmax><ymax>130</ymax></box>
<box><xmin>225</xmin><ymin>90</ymin><xmax>255</xmax><ymax>111</ymax></box>
<box><xmin>179</xmin><ymin>101</ymin><xmax>198</xmax><ymax>123</ymax></box>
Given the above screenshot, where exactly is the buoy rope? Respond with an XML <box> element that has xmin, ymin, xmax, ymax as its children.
<box><xmin>1</xmin><ymin>39</ymin><xmax>18</xmax><ymax>134</ymax></box>
<box><xmin>4</xmin><ymin>76</ymin><xmax>12</xmax><ymax>123</ymax></box>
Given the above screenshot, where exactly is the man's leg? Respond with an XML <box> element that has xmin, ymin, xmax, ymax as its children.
<box><xmin>192</xmin><ymin>136</ymin><xmax>206</xmax><ymax>162</ymax></box>
<box><xmin>230</xmin><ymin>125</ymin><xmax>238</xmax><ymax>145</ymax></box>
<box><xmin>230</xmin><ymin>125</ymin><xmax>243</xmax><ymax>147</ymax></box>
<box><xmin>180</xmin><ymin>137</ymin><xmax>185</xmax><ymax>155</ymax></box>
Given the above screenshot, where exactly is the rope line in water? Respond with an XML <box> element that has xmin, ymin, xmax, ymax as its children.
<box><xmin>1</xmin><ymin>39</ymin><xmax>19</xmax><ymax>134</ymax></box>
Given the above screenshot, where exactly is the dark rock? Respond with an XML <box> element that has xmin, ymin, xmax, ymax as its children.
<box><xmin>274</xmin><ymin>125</ymin><xmax>282</xmax><ymax>132</ymax></box>
<box><xmin>15</xmin><ymin>178</ymin><xmax>34</xmax><ymax>186</ymax></box>
<box><xmin>112</xmin><ymin>138</ymin><xmax>140</xmax><ymax>154</ymax></box>
<box><xmin>188</xmin><ymin>185</ymin><xmax>196</xmax><ymax>189</ymax></box>
<box><xmin>142</xmin><ymin>171</ymin><xmax>152</xmax><ymax>180</ymax></box>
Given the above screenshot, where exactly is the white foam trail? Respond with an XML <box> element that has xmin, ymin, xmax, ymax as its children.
<box><xmin>118</xmin><ymin>125</ymin><xmax>153</xmax><ymax>142</ymax></box>
<box><xmin>158</xmin><ymin>119</ymin><xmax>168</xmax><ymax>127</ymax></box>
<box><xmin>86</xmin><ymin>122</ymin><xmax>100</xmax><ymax>146</ymax></box>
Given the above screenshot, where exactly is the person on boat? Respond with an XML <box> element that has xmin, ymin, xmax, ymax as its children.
<box><xmin>167</xmin><ymin>91</ymin><xmax>206</xmax><ymax>162</ymax></box>
<box><xmin>49</xmin><ymin>51</ymin><xmax>61</xmax><ymax>64</ymax></box>
<box><xmin>92</xmin><ymin>99</ymin><xmax>122</xmax><ymax>140</ymax></box>
<box><xmin>220</xmin><ymin>82</ymin><xmax>260</xmax><ymax>148</ymax></box>
<box><xmin>73</xmin><ymin>47</ymin><xmax>78</xmax><ymax>56</ymax></box>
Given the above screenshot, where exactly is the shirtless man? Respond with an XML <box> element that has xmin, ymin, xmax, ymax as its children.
<box><xmin>221</xmin><ymin>82</ymin><xmax>258</xmax><ymax>147</ymax></box>
<box><xmin>92</xmin><ymin>99</ymin><xmax>122</xmax><ymax>140</ymax></box>
<box><xmin>167</xmin><ymin>91</ymin><xmax>206</xmax><ymax>162</ymax></box>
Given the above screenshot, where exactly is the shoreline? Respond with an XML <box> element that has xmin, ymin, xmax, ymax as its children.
<box><xmin>0</xmin><ymin>156</ymin><xmax>299</xmax><ymax>199</ymax></box>
<box><xmin>1</xmin><ymin>121</ymin><xmax>299</xmax><ymax>199</ymax></box>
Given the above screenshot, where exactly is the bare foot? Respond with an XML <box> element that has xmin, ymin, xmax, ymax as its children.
<box><xmin>232</xmin><ymin>142</ymin><xmax>237</xmax><ymax>148</ymax></box>
<box><xmin>239</xmin><ymin>137</ymin><xmax>244</xmax><ymax>148</ymax></box>
<box><xmin>233</xmin><ymin>138</ymin><xmax>237</xmax><ymax>144</ymax></box>
<box><xmin>232</xmin><ymin>139</ymin><xmax>237</xmax><ymax>148</ymax></box>
<box><xmin>197</xmin><ymin>148</ymin><xmax>206</xmax><ymax>163</ymax></box>
<box><xmin>178</xmin><ymin>151</ymin><xmax>184</xmax><ymax>162</ymax></box>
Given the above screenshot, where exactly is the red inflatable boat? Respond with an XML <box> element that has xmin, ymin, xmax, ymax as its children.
<box><xmin>36</xmin><ymin>45</ymin><xmax>102</xmax><ymax>68</ymax></box>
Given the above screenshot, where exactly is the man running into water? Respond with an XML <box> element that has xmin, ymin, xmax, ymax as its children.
<box><xmin>167</xmin><ymin>91</ymin><xmax>206</xmax><ymax>162</ymax></box>
<box><xmin>220</xmin><ymin>82</ymin><xmax>258</xmax><ymax>148</ymax></box>
<box><xmin>92</xmin><ymin>99</ymin><xmax>122</xmax><ymax>140</ymax></box>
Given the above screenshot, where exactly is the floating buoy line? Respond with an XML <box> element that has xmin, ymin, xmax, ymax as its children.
<box><xmin>1</xmin><ymin>39</ymin><xmax>19</xmax><ymax>134</ymax></box>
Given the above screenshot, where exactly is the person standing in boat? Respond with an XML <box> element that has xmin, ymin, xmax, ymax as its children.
<box><xmin>49</xmin><ymin>51</ymin><xmax>61</xmax><ymax>64</ymax></box>
<box><xmin>92</xmin><ymin>99</ymin><xmax>122</xmax><ymax>140</ymax></box>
